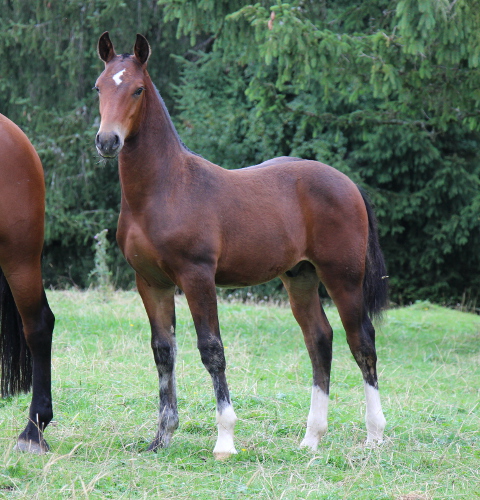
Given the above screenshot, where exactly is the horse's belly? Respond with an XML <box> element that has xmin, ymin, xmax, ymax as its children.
<box><xmin>214</xmin><ymin>244</ymin><xmax>302</xmax><ymax>288</ymax></box>
<box><xmin>214</xmin><ymin>270</ymin><xmax>282</xmax><ymax>288</ymax></box>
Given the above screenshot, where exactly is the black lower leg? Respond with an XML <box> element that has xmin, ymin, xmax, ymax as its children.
<box><xmin>282</xmin><ymin>269</ymin><xmax>333</xmax><ymax>395</ymax></box>
<box><xmin>149</xmin><ymin>332</ymin><xmax>179</xmax><ymax>450</ymax></box>
<box><xmin>348</xmin><ymin>315</ymin><xmax>378</xmax><ymax>388</ymax></box>
<box><xmin>309</xmin><ymin>328</ymin><xmax>333</xmax><ymax>394</ymax></box>
<box><xmin>198</xmin><ymin>335</ymin><xmax>231</xmax><ymax>407</ymax></box>
<box><xmin>18</xmin><ymin>299</ymin><xmax>54</xmax><ymax>452</ymax></box>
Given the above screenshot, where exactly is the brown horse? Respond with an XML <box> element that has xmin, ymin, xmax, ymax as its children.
<box><xmin>94</xmin><ymin>32</ymin><xmax>388</xmax><ymax>458</ymax></box>
<box><xmin>0</xmin><ymin>113</ymin><xmax>55</xmax><ymax>454</ymax></box>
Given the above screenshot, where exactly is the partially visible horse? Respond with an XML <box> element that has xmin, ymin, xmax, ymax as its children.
<box><xmin>0</xmin><ymin>113</ymin><xmax>55</xmax><ymax>454</ymax></box>
<box><xmin>94</xmin><ymin>32</ymin><xmax>388</xmax><ymax>458</ymax></box>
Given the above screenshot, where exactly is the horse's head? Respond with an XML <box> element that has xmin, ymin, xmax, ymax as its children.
<box><xmin>94</xmin><ymin>32</ymin><xmax>151</xmax><ymax>158</ymax></box>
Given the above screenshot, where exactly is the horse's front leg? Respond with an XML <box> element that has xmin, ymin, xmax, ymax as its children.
<box><xmin>179</xmin><ymin>267</ymin><xmax>237</xmax><ymax>460</ymax></box>
<box><xmin>136</xmin><ymin>275</ymin><xmax>178</xmax><ymax>450</ymax></box>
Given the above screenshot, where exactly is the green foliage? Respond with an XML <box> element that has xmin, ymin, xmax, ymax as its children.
<box><xmin>168</xmin><ymin>0</ymin><xmax>480</xmax><ymax>306</ymax></box>
<box><xmin>0</xmin><ymin>1</ymin><xmax>478</xmax><ymax>305</ymax></box>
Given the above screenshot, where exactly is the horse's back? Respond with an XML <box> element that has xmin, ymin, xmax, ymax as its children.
<box><xmin>242</xmin><ymin>156</ymin><xmax>305</xmax><ymax>170</ymax></box>
<box><xmin>230</xmin><ymin>156</ymin><xmax>363</xmax><ymax>214</ymax></box>
<box><xmin>238</xmin><ymin>156</ymin><xmax>357</xmax><ymax>192</ymax></box>
<box><xmin>210</xmin><ymin>156</ymin><xmax>368</xmax><ymax>286</ymax></box>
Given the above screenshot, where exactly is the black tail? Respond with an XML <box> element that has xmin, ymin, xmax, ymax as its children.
<box><xmin>359</xmin><ymin>188</ymin><xmax>389</xmax><ymax>321</ymax></box>
<box><xmin>0</xmin><ymin>269</ymin><xmax>32</xmax><ymax>397</ymax></box>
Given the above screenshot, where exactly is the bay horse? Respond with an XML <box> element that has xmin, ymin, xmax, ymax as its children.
<box><xmin>94</xmin><ymin>32</ymin><xmax>388</xmax><ymax>458</ymax></box>
<box><xmin>0</xmin><ymin>113</ymin><xmax>55</xmax><ymax>454</ymax></box>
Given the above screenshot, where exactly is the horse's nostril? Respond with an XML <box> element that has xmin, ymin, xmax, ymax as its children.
<box><xmin>95</xmin><ymin>131</ymin><xmax>122</xmax><ymax>157</ymax></box>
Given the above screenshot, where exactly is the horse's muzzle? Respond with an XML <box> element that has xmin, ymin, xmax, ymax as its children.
<box><xmin>96</xmin><ymin>131</ymin><xmax>123</xmax><ymax>158</ymax></box>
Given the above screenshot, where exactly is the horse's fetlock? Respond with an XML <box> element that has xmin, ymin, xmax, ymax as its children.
<box><xmin>159</xmin><ymin>405</ymin><xmax>179</xmax><ymax>430</ymax></box>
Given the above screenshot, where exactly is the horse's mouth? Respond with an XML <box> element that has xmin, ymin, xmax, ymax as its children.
<box><xmin>96</xmin><ymin>147</ymin><xmax>120</xmax><ymax>159</ymax></box>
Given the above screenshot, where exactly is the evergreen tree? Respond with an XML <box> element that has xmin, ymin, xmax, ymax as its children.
<box><xmin>1</xmin><ymin>0</ymin><xmax>478</xmax><ymax>306</ymax></box>
<box><xmin>166</xmin><ymin>0</ymin><xmax>480</xmax><ymax>306</ymax></box>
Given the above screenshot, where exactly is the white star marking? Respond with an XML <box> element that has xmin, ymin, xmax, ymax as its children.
<box><xmin>113</xmin><ymin>69</ymin><xmax>126</xmax><ymax>86</ymax></box>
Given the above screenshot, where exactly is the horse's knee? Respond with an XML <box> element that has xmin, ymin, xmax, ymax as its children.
<box><xmin>23</xmin><ymin>303</ymin><xmax>54</xmax><ymax>353</ymax></box>
<box><xmin>197</xmin><ymin>336</ymin><xmax>226</xmax><ymax>373</ymax></box>
<box><xmin>314</xmin><ymin>321</ymin><xmax>333</xmax><ymax>348</ymax></box>
<box><xmin>151</xmin><ymin>337</ymin><xmax>176</xmax><ymax>373</ymax></box>
<box><xmin>42</xmin><ymin>303</ymin><xmax>55</xmax><ymax>338</ymax></box>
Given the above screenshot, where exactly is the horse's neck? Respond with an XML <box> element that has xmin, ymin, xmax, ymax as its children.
<box><xmin>118</xmin><ymin>80</ymin><xmax>186</xmax><ymax>210</ymax></box>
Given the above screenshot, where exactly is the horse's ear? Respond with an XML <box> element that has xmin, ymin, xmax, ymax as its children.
<box><xmin>98</xmin><ymin>32</ymin><xmax>116</xmax><ymax>64</ymax></box>
<box><xmin>134</xmin><ymin>34</ymin><xmax>151</xmax><ymax>66</ymax></box>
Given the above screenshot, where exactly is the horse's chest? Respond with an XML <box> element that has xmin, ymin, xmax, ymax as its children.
<box><xmin>118</xmin><ymin>216</ymin><xmax>175</xmax><ymax>285</ymax></box>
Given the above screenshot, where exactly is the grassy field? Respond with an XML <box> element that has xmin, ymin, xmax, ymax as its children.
<box><xmin>0</xmin><ymin>290</ymin><xmax>479</xmax><ymax>499</ymax></box>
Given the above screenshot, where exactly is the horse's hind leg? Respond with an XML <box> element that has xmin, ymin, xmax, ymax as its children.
<box><xmin>281</xmin><ymin>262</ymin><xmax>333</xmax><ymax>451</ymax></box>
<box><xmin>135</xmin><ymin>275</ymin><xmax>179</xmax><ymax>450</ymax></box>
<box><xmin>6</xmin><ymin>266</ymin><xmax>55</xmax><ymax>454</ymax></box>
<box><xmin>359</xmin><ymin>314</ymin><xmax>386</xmax><ymax>443</ymax></box>
<box><xmin>327</xmin><ymin>281</ymin><xmax>386</xmax><ymax>443</ymax></box>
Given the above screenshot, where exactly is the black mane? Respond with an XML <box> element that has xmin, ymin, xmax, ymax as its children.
<box><xmin>151</xmin><ymin>82</ymin><xmax>202</xmax><ymax>158</ymax></box>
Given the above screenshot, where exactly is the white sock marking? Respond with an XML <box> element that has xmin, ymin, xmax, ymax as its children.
<box><xmin>213</xmin><ymin>404</ymin><xmax>237</xmax><ymax>458</ymax></box>
<box><xmin>300</xmin><ymin>385</ymin><xmax>329</xmax><ymax>450</ymax></box>
<box><xmin>364</xmin><ymin>382</ymin><xmax>386</xmax><ymax>443</ymax></box>
<box><xmin>113</xmin><ymin>69</ymin><xmax>126</xmax><ymax>86</ymax></box>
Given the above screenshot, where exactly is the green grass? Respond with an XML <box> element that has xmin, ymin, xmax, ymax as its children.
<box><xmin>1</xmin><ymin>291</ymin><xmax>479</xmax><ymax>499</ymax></box>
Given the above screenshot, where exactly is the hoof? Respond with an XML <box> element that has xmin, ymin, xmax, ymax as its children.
<box><xmin>365</xmin><ymin>437</ymin><xmax>384</xmax><ymax>448</ymax></box>
<box><xmin>213</xmin><ymin>449</ymin><xmax>237</xmax><ymax>460</ymax></box>
<box><xmin>147</xmin><ymin>436</ymin><xmax>171</xmax><ymax>452</ymax></box>
<box><xmin>147</xmin><ymin>441</ymin><xmax>160</xmax><ymax>452</ymax></box>
<box><xmin>365</xmin><ymin>420</ymin><xmax>386</xmax><ymax>445</ymax></box>
<box><xmin>147</xmin><ymin>427</ymin><xmax>176</xmax><ymax>452</ymax></box>
<box><xmin>15</xmin><ymin>438</ymin><xmax>49</xmax><ymax>455</ymax></box>
<box><xmin>299</xmin><ymin>437</ymin><xmax>318</xmax><ymax>452</ymax></box>
<box><xmin>213</xmin><ymin>440</ymin><xmax>237</xmax><ymax>460</ymax></box>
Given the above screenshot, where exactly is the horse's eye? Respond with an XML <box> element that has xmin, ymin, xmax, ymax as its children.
<box><xmin>134</xmin><ymin>87</ymin><xmax>145</xmax><ymax>96</ymax></box>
